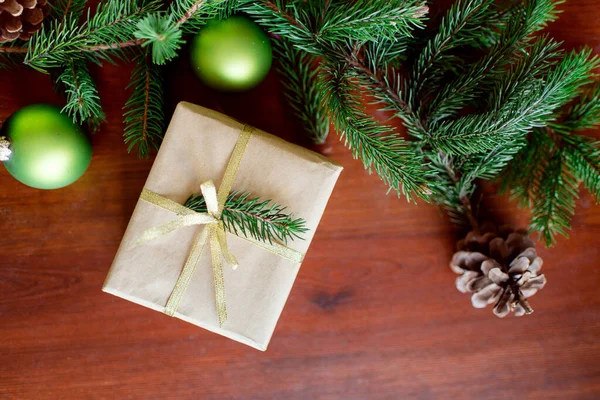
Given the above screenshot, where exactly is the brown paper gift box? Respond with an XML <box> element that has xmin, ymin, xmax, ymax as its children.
<box><xmin>103</xmin><ymin>102</ymin><xmax>343</xmax><ymax>350</ymax></box>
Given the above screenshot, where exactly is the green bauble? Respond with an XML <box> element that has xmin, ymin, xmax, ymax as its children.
<box><xmin>190</xmin><ymin>16</ymin><xmax>272</xmax><ymax>92</ymax></box>
<box><xmin>0</xmin><ymin>104</ymin><xmax>92</xmax><ymax>190</ymax></box>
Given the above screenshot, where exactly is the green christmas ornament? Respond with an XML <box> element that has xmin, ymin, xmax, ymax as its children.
<box><xmin>190</xmin><ymin>15</ymin><xmax>272</xmax><ymax>92</ymax></box>
<box><xmin>0</xmin><ymin>104</ymin><xmax>92</xmax><ymax>190</ymax></box>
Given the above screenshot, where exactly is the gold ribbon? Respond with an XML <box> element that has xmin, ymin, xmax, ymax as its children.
<box><xmin>135</xmin><ymin>125</ymin><xmax>304</xmax><ymax>326</ymax></box>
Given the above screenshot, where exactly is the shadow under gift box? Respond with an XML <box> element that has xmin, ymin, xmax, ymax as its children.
<box><xmin>102</xmin><ymin>102</ymin><xmax>343</xmax><ymax>351</ymax></box>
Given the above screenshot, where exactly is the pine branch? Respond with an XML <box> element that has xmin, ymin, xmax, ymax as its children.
<box><xmin>136</xmin><ymin>0</ymin><xmax>237</xmax><ymax>65</ymax></box>
<box><xmin>135</xmin><ymin>14</ymin><xmax>184</xmax><ymax>65</ymax></box>
<box><xmin>55</xmin><ymin>59</ymin><xmax>106</xmax><ymax>131</ymax></box>
<box><xmin>123</xmin><ymin>52</ymin><xmax>165</xmax><ymax>158</ymax></box>
<box><xmin>24</xmin><ymin>0</ymin><xmax>162</xmax><ymax>73</ymax></box>
<box><xmin>425</xmin><ymin>0</ymin><xmax>561</xmax><ymax>123</ymax></box>
<box><xmin>497</xmin><ymin>128</ymin><xmax>552</xmax><ymax>207</ymax></box>
<box><xmin>241</xmin><ymin>0</ymin><xmax>322</xmax><ymax>55</ymax></box>
<box><xmin>426</xmin><ymin>150</ymin><xmax>471</xmax><ymax>226</ymax></box>
<box><xmin>84</xmin><ymin>0</ymin><xmax>162</xmax><ymax>63</ymax></box>
<box><xmin>318</xmin><ymin>0</ymin><xmax>428</xmax><ymax>43</ymax></box>
<box><xmin>411</xmin><ymin>0</ymin><xmax>494</xmax><ymax>99</ymax></box>
<box><xmin>273</xmin><ymin>37</ymin><xmax>329</xmax><ymax>144</ymax></box>
<box><xmin>551</xmin><ymin>82</ymin><xmax>600</xmax><ymax>134</ymax></box>
<box><xmin>320</xmin><ymin>61</ymin><xmax>431</xmax><ymax>201</ymax></box>
<box><xmin>343</xmin><ymin>51</ymin><xmax>425</xmax><ymax>137</ymax></box>
<box><xmin>169</xmin><ymin>0</ymin><xmax>239</xmax><ymax>33</ymax></box>
<box><xmin>562</xmin><ymin>134</ymin><xmax>600</xmax><ymax>202</ymax></box>
<box><xmin>24</xmin><ymin>15</ymin><xmax>85</xmax><ymax>72</ymax></box>
<box><xmin>426</xmin><ymin>44</ymin><xmax>597</xmax><ymax>156</ymax></box>
<box><xmin>184</xmin><ymin>191</ymin><xmax>307</xmax><ymax>244</ymax></box>
<box><xmin>530</xmin><ymin>151</ymin><xmax>579</xmax><ymax>246</ymax></box>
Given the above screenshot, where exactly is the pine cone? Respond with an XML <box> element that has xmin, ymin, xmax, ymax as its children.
<box><xmin>450</xmin><ymin>224</ymin><xmax>547</xmax><ymax>317</ymax></box>
<box><xmin>0</xmin><ymin>0</ymin><xmax>49</xmax><ymax>43</ymax></box>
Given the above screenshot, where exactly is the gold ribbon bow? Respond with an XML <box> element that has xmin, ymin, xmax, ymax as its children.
<box><xmin>135</xmin><ymin>126</ymin><xmax>304</xmax><ymax>326</ymax></box>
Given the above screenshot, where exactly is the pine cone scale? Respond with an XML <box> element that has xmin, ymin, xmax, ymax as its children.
<box><xmin>0</xmin><ymin>0</ymin><xmax>48</xmax><ymax>43</ymax></box>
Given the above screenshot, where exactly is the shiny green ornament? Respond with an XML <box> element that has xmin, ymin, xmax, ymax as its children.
<box><xmin>190</xmin><ymin>15</ymin><xmax>272</xmax><ymax>92</ymax></box>
<box><xmin>0</xmin><ymin>104</ymin><xmax>92</xmax><ymax>190</ymax></box>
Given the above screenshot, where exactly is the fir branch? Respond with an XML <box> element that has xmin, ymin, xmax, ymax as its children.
<box><xmin>459</xmin><ymin>135</ymin><xmax>528</xmax><ymax>183</ymax></box>
<box><xmin>425</xmin><ymin>0</ymin><xmax>561</xmax><ymax>123</ymax></box>
<box><xmin>85</xmin><ymin>39</ymin><xmax>145</xmax><ymax>52</ymax></box>
<box><xmin>135</xmin><ymin>14</ymin><xmax>184</xmax><ymax>65</ymax></box>
<box><xmin>24</xmin><ymin>15</ymin><xmax>85</xmax><ymax>72</ymax></box>
<box><xmin>55</xmin><ymin>60</ymin><xmax>106</xmax><ymax>131</ymax></box>
<box><xmin>25</xmin><ymin>0</ymin><xmax>162</xmax><ymax>72</ymax></box>
<box><xmin>343</xmin><ymin>52</ymin><xmax>425</xmax><ymax>137</ymax></box>
<box><xmin>529</xmin><ymin>151</ymin><xmax>579</xmax><ymax>246</ymax></box>
<box><xmin>427</xmin><ymin>43</ymin><xmax>597</xmax><ymax>156</ymax></box>
<box><xmin>411</xmin><ymin>0</ymin><xmax>493</xmax><ymax>99</ymax></box>
<box><xmin>551</xmin><ymin>82</ymin><xmax>600</xmax><ymax>134</ymax></box>
<box><xmin>562</xmin><ymin>134</ymin><xmax>600</xmax><ymax>202</ymax></box>
<box><xmin>241</xmin><ymin>0</ymin><xmax>320</xmax><ymax>55</ymax></box>
<box><xmin>500</xmin><ymin>129</ymin><xmax>552</xmax><ymax>207</ymax></box>
<box><xmin>85</xmin><ymin>0</ymin><xmax>162</xmax><ymax>63</ymax></box>
<box><xmin>320</xmin><ymin>62</ymin><xmax>431</xmax><ymax>201</ymax></box>
<box><xmin>123</xmin><ymin>52</ymin><xmax>165</xmax><ymax>158</ymax></box>
<box><xmin>426</xmin><ymin>150</ymin><xmax>471</xmax><ymax>226</ymax></box>
<box><xmin>273</xmin><ymin>38</ymin><xmax>329</xmax><ymax>144</ymax></box>
<box><xmin>318</xmin><ymin>0</ymin><xmax>428</xmax><ymax>43</ymax></box>
<box><xmin>184</xmin><ymin>191</ymin><xmax>307</xmax><ymax>244</ymax></box>
<box><xmin>169</xmin><ymin>0</ymin><xmax>239</xmax><ymax>33</ymax></box>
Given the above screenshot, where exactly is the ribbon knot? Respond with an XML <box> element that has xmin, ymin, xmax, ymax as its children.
<box><xmin>133</xmin><ymin>126</ymin><xmax>305</xmax><ymax>328</ymax></box>
<box><xmin>134</xmin><ymin>179</ymin><xmax>240</xmax><ymax>324</ymax></box>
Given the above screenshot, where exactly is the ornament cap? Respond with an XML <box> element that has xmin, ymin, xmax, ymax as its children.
<box><xmin>0</xmin><ymin>136</ymin><xmax>11</xmax><ymax>162</ymax></box>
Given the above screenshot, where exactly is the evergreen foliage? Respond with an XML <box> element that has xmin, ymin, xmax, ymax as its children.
<box><xmin>0</xmin><ymin>0</ymin><xmax>599</xmax><ymax>247</ymax></box>
<box><xmin>123</xmin><ymin>52</ymin><xmax>166</xmax><ymax>158</ymax></box>
<box><xmin>184</xmin><ymin>190</ymin><xmax>307</xmax><ymax>244</ymax></box>
<box><xmin>272</xmin><ymin>38</ymin><xmax>329</xmax><ymax>144</ymax></box>
<box><xmin>55</xmin><ymin>59</ymin><xmax>105</xmax><ymax>131</ymax></box>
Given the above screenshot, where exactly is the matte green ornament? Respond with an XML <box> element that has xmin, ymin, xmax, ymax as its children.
<box><xmin>190</xmin><ymin>15</ymin><xmax>272</xmax><ymax>92</ymax></box>
<box><xmin>0</xmin><ymin>104</ymin><xmax>92</xmax><ymax>190</ymax></box>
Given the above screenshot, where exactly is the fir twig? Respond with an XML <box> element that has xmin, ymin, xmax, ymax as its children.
<box><xmin>426</xmin><ymin>44</ymin><xmax>596</xmax><ymax>156</ymax></box>
<box><xmin>169</xmin><ymin>0</ymin><xmax>239</xmax><ymax>33</ymax></box>
<box><xmin>55</xmin><ymin>59</ymin><xmax>106</xmax><ymax>131</ymax></box>
<box><xmin>318</xmin><ymin>0</ymin><xmax>428</xmax><ymax>43</ymax></box>
<box><xmin>184</xmin><ymin>191</ymin><xmax>307</xmax><ymax>244</ymax></box>
<box><xmin>529</xmin><ymin>151</ymin><xmax>579</xmax><ymax>246</ymax></box>
<box><xmin>273</xmin><ymin>37</ymin><xmax>329</xmax><ymax>144</ymax></box>
<box><xmin>123</xmin><ymin>52</ymin><xmax>165</xmax><ymax>158</ymax></box>
<box><xmin>135</xmin><ymin>14</ymin><xmax>184</xmax><ymax>65</ymax></box>
<box><xmin>320</xmin><ymin>62</ymin><xmax>431</xmax><ymax>201</ymax></box>
<box><xmin>24</xmin><ymin>0</ymin><xmax>162</xmax><ymax>73</ymax></box>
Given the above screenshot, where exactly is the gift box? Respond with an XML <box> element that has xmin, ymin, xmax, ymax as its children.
<box><xmin>103</xmin><ymin>102</ymin><xmax>342</xmax><ymax>350</ymax></box>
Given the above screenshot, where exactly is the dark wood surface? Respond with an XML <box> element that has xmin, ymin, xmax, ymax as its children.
<box><xmin>1</xmin><ymin>3</ymin><xmax>600</xmax><ymax>399</ymax></box>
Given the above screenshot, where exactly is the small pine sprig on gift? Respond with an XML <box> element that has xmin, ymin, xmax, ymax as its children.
<box><xmin>184</xmin><ymin>190</ymin><xmax>307</xmax><ymax>244</ymax></box>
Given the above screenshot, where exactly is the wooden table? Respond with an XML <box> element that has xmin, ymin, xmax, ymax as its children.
<box><xmin>1</xmin><ymin>3</ymin><xmax>599</xmax><ymax>399</ymax></box>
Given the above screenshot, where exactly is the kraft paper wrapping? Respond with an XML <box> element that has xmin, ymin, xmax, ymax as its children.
<box><xmin>103</xmin><ymin>102</ymin><xmax>342</xmax><ymax>351</ymax></box>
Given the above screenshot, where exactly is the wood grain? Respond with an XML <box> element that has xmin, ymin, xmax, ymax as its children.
<box><xmin>1</xmin><ymin>3</ymin><xmax>599</xmax><ymax>399</ymax></box>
